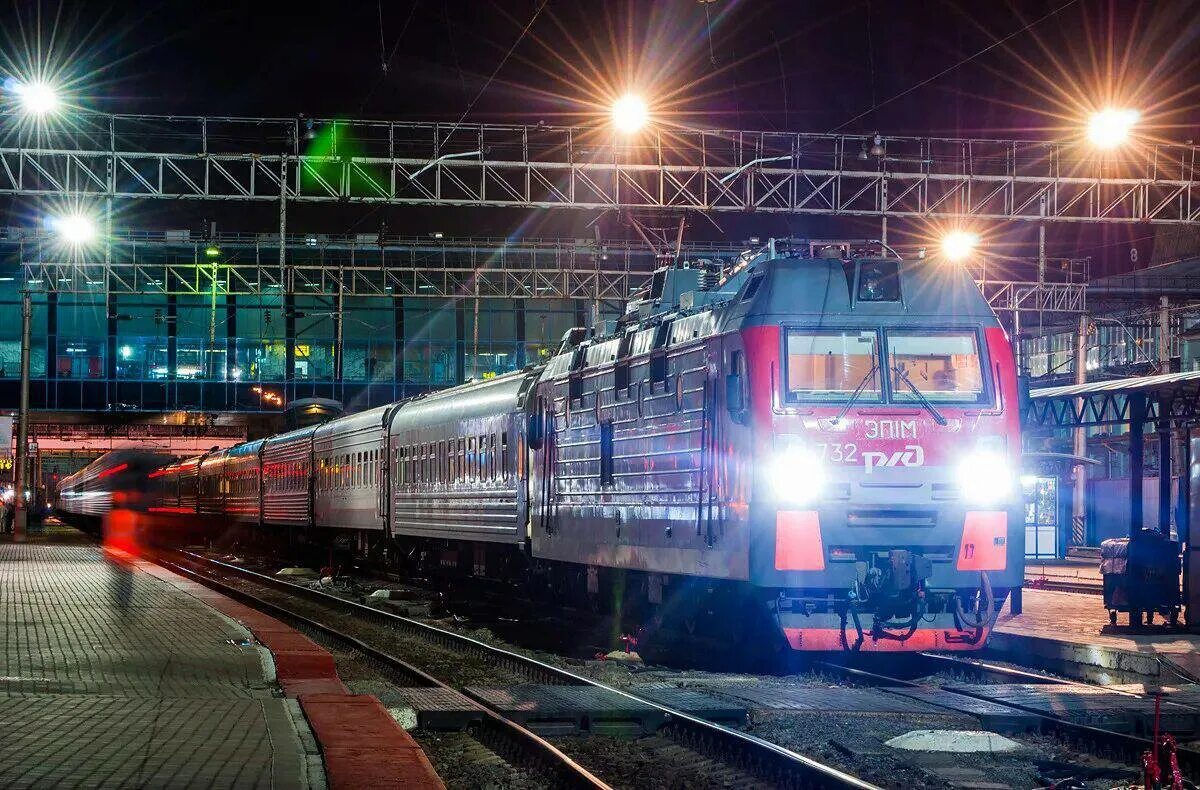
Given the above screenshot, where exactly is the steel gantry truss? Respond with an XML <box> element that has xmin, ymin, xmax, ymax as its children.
<box><xmin>1</xmin><ymin>227</ymin><xmax>1087</xmax><ymax>314</ymax></box>
<box><xmin>3</xmin><ymin>114</ymin><xmax>1200</xmax><ymax>223</ymax></box>
<box><xmin>3</xmin><ymin>227</ymin><xmax>743</xmax><ymax>301</ymax></box>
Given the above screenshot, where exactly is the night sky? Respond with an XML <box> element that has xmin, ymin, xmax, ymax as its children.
<box><xmin>3</xmin><ymin>0</ymin><xmax>1200</xmax><ymax>273</ymax></box>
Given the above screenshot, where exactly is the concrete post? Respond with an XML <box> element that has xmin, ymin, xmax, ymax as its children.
<box><xmin>1072</xmin><ymin>314</ymin><xmax>1088</xmax><ymax>547</ymax></box>
<box><xmin>1130</xmin><ymin>394</ymin><xmax>1147</xmax><ymax>540</ymax></box>
<box><xmin>13</xmin><ymin>291</ymin><xmax>31</xmax><ymax>542</ymax></box>
<box><xmin>1159</xmin><ymin>413</ymin><xmax>1173</xmax><ymax>536</ymax></box>
<box><xmin>1160</xmin><ymin>296</ymin><xmax>1171</xmax><ymax>369</ymax></box>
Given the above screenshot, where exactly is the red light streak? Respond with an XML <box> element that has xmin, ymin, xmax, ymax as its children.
<box><xmin>96</xmin><ymin>462</ymin><xmax>129</xmax><ymax>479</ymax></box>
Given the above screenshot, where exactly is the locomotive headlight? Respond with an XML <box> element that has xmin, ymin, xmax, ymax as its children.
<box><xmin>956</xmin><ymin>448</ymin><xmax>1014</xmax><ymax>506</ymax></box>
<box><xmin>767</xmin><ymin>446</ymin><xmax>827</xmax><ymax>505</ymax></box>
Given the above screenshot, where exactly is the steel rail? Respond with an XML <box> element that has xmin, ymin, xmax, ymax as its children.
<box><xmin>155</xmin><ymin>552</ymin><xmax>610</xmax><ymax>790</ymax></box>
<box><xmin>173</xmin><ymin>549</ymin><xmax>877</xmax><ymax>790</ymax></box>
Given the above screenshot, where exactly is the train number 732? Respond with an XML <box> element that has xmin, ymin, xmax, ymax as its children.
<box><xmin>816</xmin><ymin>443</ymin><xmax>858</xmax><ymax>463</ymax></box>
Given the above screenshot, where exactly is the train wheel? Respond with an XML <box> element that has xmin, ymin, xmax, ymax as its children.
<box><xmin>1130</xmin><ymin>610</ymin><xmax>1142</xmax><ymax>627</ymax></box>
<box><xmin>1109</xmin><ymin>610</ymin><xmax>1117</xmax><ymax>625</ymax></box>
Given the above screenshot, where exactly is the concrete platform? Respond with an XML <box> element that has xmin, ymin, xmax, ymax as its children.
<box><xmin>0</xmin><ymin>523</ymin><xmax>443</xmax><ymax>789</ymax></box>
<box><xmin>991</xmin><ymin>587</ymin><xmax>1200</xmax><ymax>685</ymax></box>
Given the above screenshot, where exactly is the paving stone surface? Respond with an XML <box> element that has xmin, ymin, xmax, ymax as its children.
<box><xmin>0</xmin><ymin>533</ymin><xmax>322</xmax><ymax>789</ymax></box>
<box><xmin>995</xmin><ymin>587</ymin><xmax>1200</xmax><ymax>657</ymax></box>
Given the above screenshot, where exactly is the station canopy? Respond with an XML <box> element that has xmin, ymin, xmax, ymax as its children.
<box><xmin>1025</xmin><ymin>370</ymin><xmax>1200</xmax><ymax>431</ymax></box>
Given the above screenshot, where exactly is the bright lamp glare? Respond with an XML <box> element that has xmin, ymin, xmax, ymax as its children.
<box><xmin>50</xmin><ymin>214</ymin><xmax>99</xmax><ymax>246</ymax></box>
<box><xmin>1087</xmin><ymin>108</ymin><xmax>1139</xmax><ymax>149</ymax></box>
<box><xmin>941</xmin><ymin>230</ymin><xmax>979</xmax><ymax>262</ymax></box>
<box><xmin>611</xmin><ymin>94</ymin><xmax>649</xmax><ymax>134</ymax></box>
<box><xmin>12</xmin><ymin>80</ymin><xmax>61</xmax><ymax>116</ymax></box>
<box><xmin>956</xmin><ymin>450</ymin><xmax>1014</xmax><ymax>506</ymax></box>
<box><xmin>767</xmin><ymin>447</ymin><xmax>827</xmax><ymax>505</ymax></box>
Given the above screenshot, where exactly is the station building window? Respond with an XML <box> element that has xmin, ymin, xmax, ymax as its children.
<box><xmin>235</xmin><ymin>299</ymin><xmax>286</xmax><ymax>382</ymax></box>
<box><xmin>293</xmin><ymin>295</ymin><xmax>335</xmax><ymax>381</ymax></box>
<box><xmin>403</xmin><ymin>298</ymin><xmax>457</xmax><ymax>386</ymax></box>
<box><xmin>55</xmin><ymin>296</ymin><xmax>106</xmax><ymax>379</ymax></box>
<box><xmin>176</xmin><ymin>295</ymin><xmax>230</xmax><ymax>380</ymax></box>
<box><xmin>342</xmin><ymin>297</ymin><xmax>396</xmax><ymax>382</ymax></box>
<box><xmin>525</xmin><ymin>300</ymin><xmax>580</xmax><ymax>365</ymax></box>
<box><xmin>113</xmin><ymin>296</ymin><xmax>165</xmax><ymax>380</ymax></box>
<box><xmin>0</xmin><ymin>293</ymin><xmax>47</xmax><ymax>379</ymax></box>
<box><xmin>466</xmin><ymin>298</ymin><xmax>520</xmax><ymax>381</ymax></box>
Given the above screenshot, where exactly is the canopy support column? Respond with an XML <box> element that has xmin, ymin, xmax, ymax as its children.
<box><xmin>1159</xmin><ymin>411</ymin><xmax>1173</xmax><ymax>536</ymax></box>
<box><xmin>1130</xmin><ymin>394</ymin><xmax>1147</xmax><ymax>540</ymax></box>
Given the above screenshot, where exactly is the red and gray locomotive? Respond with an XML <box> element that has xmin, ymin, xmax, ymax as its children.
<box><xmin>62</xmin><ymin>239</ymin><xmax>1023</xmax><ymax>655</ymax></box>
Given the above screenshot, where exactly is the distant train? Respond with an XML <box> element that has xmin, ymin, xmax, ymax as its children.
<box><xmin>58</xmin><ymin>240</ymin><xmax>1024</xmax><ymax>655</ymax></box>
<box><xmin>54</xmin><ymin>450</ymin><xmax>176</xmax><ymax>528</ymax></box>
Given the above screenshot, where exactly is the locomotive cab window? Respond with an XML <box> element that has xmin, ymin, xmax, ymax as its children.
<box><xmin>740</xmin><ymin>273</ymin><xmax>764</xmax><ymax>302</ymax></box>
<box><xmin>785</xmin><ymin>330</ymin><xmax>880</xmax><ymax>402</ymax></box>
<box><xmin>855</xmin><ymin>260</ymin><xmax>901</xmax><ymax>302</ymax></box>
<box><xmin>887</xmin><ymin>330</ymin><xmax>986</xmax><ymax>404</ymax></box>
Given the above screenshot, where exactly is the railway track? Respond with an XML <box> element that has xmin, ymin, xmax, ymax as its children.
<box><xmin>158</xmin><ymin>549</ymin><xmax>876</xmax><ymax>790</ymax></box>
<box><xmin>1024</xmin><ymin>577</ymin><xmax>1104</xmax><ymax>596</ymax></box>
<box><xmin>819</xmin><ymin>652</ymin><xmax>1200</xmax><ymax>779</ymax></box>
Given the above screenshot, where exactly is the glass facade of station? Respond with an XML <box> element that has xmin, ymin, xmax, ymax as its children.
<box><xmin>0</xmin><ymin>290</ymin><xmax>606</xmax><ymax>412</ymax></box>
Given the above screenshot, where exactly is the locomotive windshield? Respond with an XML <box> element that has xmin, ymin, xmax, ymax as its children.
<box><xmin>887</xmin><ymin>330</ymin><xmax>985</xmax><ymax>403</ymax></box>
<box><xmin>785</xmin><ymin>330</ymin><xmax>880</xmax><ymax>400</ymax></box>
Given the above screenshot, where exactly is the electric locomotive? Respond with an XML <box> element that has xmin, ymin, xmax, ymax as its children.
<box><xmin>138</xmin><ymin>239</ymin><xmax>1022</xmax><ymax>656</ymax></box>
<box><xmin>530</xmin><ymin>239</ymin><xmax>1022</xmax><ymax>652</ymax></box>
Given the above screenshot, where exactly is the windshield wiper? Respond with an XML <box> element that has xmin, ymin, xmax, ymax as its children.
<box><xmin>833</xmin><ymin>361</ymin><xmax>878</xmax><ymax>424</ymax></box>
<box><xmin>891</xmin><ymin>364</ymin><xmax>948</xmax><ymax>426</ymax></box>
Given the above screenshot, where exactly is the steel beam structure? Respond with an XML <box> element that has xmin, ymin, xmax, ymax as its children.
<box><xmin>1025</xmin><ymin>372</ymin><xmax>1200</xmax><ymax>432</ymax></box>
<box><xmin>0</xmin><ymin>227</ymin><xmax>1086</xmax><ymax>314</ymax></box>
<box><xmin>2</xmin><ymin>115</ymin><xmax>1200</xmax><ymax>223</ymax></box>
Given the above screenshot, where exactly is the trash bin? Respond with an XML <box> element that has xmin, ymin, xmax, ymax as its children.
<box><xmin>1100</xmin><ymin>530</ymin><xmax>1180</xmax><ymax>627</ymax></box>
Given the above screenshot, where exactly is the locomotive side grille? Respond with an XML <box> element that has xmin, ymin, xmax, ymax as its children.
<box><xmin>930</xmin><ymin>483</ymin><xmax>959</xmax><ymax>500</ymax></box>
<box><xmin>846</xmin><ymin>509</ymin><xmax>937</xmax><ymax>528</ymax></box>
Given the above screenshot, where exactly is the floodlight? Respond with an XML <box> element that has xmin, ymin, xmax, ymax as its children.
<box><xmin>611</xmin><ymin>94</ymin><xmax>649</xmax><ymax>134</ymax></box>
<box><xmin>49</xmin><ymin>214</ymin><xmax>99</xmax><ymax>246</ymax></box>
<box><xmin>941</xmin><ymin>230</ymin><xmax>979</xmax><ymax>262</ymax></box>
<box><xmin>1087</xmin><ymin>108</ymin><xmax>1139</xmax><ymax>150</ymax></box>
<box><xmin>10</xmin><ymin>80</ymin><xmax>60</xmax><ymax>116</ymax></box>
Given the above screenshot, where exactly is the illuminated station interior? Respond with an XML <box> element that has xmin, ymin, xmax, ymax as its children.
<box><xmin>5</xmin><ymin>2</ymin><xmax>1200</xmax><ymax>788</ymax></box>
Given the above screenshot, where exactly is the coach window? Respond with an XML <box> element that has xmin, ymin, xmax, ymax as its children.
<box><xmin>649</xmin><ymin>320</ymin><xmax>672</xmax><ymax>388</ymax></box>
<box><xmin>501</xmin><ymin>431</ymin><xmax>509</xmax><ymax>481</ymax></box>
<box><xmin>599</xmin><ymin>421</ymin><xmax>615</xmax><ymax>486</ymax></box>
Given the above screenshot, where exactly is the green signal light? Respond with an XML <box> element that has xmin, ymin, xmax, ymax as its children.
<box><xmin>204</xmin><ymin>245</ymin><xmax>221</xmax><ymax>258</ymax></box>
